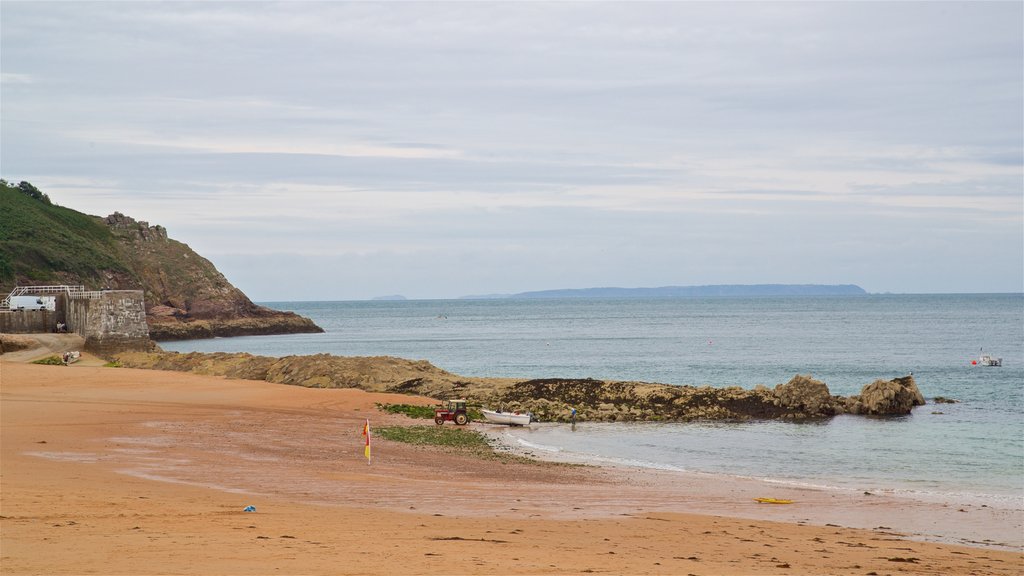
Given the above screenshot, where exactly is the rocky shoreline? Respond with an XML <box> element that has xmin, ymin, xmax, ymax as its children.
<box><xmin>146</xmin><ymin>312</ymin><xmax>323</xmax><ymax>341</ymax></box>
<box><xmin>113</xmin><ymin>350</ymin><xmax>926</xmax><ymax>422</ymax></box>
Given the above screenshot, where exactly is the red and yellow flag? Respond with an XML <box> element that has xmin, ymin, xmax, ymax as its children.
<box><xmin>362</xmin><ymin>419</ymin><xmax>371</xmax><ymax>463</ymax></box>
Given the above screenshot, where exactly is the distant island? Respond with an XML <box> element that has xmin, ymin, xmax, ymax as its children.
<box><xmin>372</xmin><ymin>294</ymin><xmax>408</xmax><ymax>301</ymax></box>
<box><xmin>461</xmin><ymin>284</ymin><xmax>867</xmax><ymax>300</ymax></box>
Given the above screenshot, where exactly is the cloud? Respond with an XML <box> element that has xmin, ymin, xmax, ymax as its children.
<box><xmin>2</xmin><ymin>1</ymin><xmax>1021</xmax><ymax>297</ymax></box>
<box><xmin>64</xmin><ymin>127</ymin><xmax>464</xmax><ymax>160</ymax></box>
<box><xmin>0</xmin><ymin>73</ymin><xmax>33</xmax><ymax>84</ymax></box>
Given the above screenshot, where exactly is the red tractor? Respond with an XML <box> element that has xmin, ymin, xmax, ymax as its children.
<box><xmin>434</xmin><ymin>399</ymin><xmax>469</xmax><ymax>425</ymax></box>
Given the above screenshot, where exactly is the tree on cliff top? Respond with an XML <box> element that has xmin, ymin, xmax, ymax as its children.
<box><xmin>1</xmin><ymin>179</ymin><xmax>52</xmax><ymax>205</ymax></box>
<box><xmin>22</xmin><ymin>181</ymin><xmax>50</xmax><ymax>205</ymax></box>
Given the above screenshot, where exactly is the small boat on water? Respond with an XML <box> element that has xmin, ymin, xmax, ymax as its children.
<box><xmin>481</xmin><ymin>409</ymin><xmax>532</xmax><ymax>426</ymax></box>
<box><xmin>977</xmin><ymin>353</ymin><xmax>1003</xmax><ymax>367</ymax></box>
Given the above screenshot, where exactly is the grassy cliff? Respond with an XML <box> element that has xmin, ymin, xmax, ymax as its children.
<box><xmin>0</xmin><ymin>181</ymin><xmax>132</xmax><ymax>288</ymax></box>
<box><xmin>0</xmin><ymin>181</ymin><xmax>322</xmax><ymax>340</ymax></box>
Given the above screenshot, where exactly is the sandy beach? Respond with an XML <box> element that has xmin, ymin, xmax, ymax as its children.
<box><xmin>2</xmin><ymin>357</ymin><xmax>1021</xmax><ymax>575</ymax></box>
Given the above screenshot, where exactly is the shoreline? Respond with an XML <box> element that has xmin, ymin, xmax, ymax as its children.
<box><xmin>477</xmin><ymin>424</ymin><xmax>1023</xmax><ymax>551</ymax></box>
<box><xmin>2</xmin><ymin>360</ymin><xmax>1022</xmax><ymax>574</ymax></box>
<box><xmin>486</xmin><ymin>421</ymin><xmax>1024</xmax><ymax>507</ymax></box>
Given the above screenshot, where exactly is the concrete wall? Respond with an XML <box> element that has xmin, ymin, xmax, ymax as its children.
<box><xmin>2</xmin><ymin>289</ymin><xmax>151</xmax><ymax>357</ymax></box>
<box><xmin>65</xmin><ymin>291</ymin><xmax>151</xmax><ymax>355</ymax></box>
<box><xmin>0</xmin><ymin>310</ymin><xmax>60</xmax><ymax>334</ymax></box>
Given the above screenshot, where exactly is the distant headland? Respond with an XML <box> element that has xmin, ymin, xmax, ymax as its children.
<box><xmin>460</xmin><ymin>284</ymin><xmax>867</xmax><ymax>300</ymax></box>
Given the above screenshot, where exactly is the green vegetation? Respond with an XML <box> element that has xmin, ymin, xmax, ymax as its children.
<box><xmin>0</xmin><ymin>180</ymin><xmax>132</xmax><ymax>288</ymax></box>
<box><xmin>102</xmin><ymin>360</ymin><xmax>122</xmax><ymax>368</ymax></box>
<box><xmin>377</xmin><ymin>403</ymin><xmax>436</xmax><ymax>419</ymax></box>
<box><xmin>375</xmin><ymin>424</ymin><xmax>551</xmax><ymax>465</ymax></box>
<box><xmin>31</xmin><ymin>355</ymin><xmax>65</xmax><ymax>365</ymax></box>
<box><xmin>8</xmin><ymin>180</ymin><xmax>52</xmax><ymax>205</ymax></box>
<box><xmin>375</xmin><ymin>425</ymin><xmax>497</xmax><ymax>456</ymax></box>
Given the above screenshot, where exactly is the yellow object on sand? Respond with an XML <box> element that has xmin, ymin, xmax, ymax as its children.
<box><xmin>754</xmin><ymin>497</ymin><xmax>794</xmax><ymax>504</ymax></box>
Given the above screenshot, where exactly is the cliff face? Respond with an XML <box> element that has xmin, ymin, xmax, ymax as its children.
<box><xmin>102</xmin><ymin>212</ymin><xmax>322</xmax><ymax>340</ymax></box>
<box><xmin>0</xmin><ymin>183</ymin><xmax>322</xmax><ymax>340</ymax></box>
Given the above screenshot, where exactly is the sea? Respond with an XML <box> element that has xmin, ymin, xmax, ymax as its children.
<box><xmin>161</xmin><ymin>294</ymin><xmax>1024</xmax><ymax>510</ymax></box>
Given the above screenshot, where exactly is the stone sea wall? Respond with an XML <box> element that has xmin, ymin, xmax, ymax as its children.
<box><xmin>0</xmin><ymin>310</ymin><xmax>60</xmax><ymax>334</ymax></box>
<box><xmin>66</xmin><ymin>291</ymin><xmax>154</xmax><ymax>355</ymax></box>
<box><xmin>113</xmin><ymin>350</ymin><xmax>927</xmax><ymax>422</ymax></box>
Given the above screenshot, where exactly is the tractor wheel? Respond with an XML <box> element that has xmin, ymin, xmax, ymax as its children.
<box><xmin>455</xmin><ymin>413</ymin><xmax>468</xmax><ymax>425</ymax></box>
<box><xmin>435</xmin><ymin>416</ymin><xmax>445</xmax><ymax>425</ymax></box>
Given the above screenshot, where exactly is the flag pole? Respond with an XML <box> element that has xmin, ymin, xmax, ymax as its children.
<box><xmin>362</xmin><ymin>419</ymin><xmax>372</xmax><ymax>465</ymax></box>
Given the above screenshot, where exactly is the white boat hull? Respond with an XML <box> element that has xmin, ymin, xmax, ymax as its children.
<box><xmin>978</xmin><ymin>354</ymin><xmax>1003</xmax><ymax>367</ymax></box>
<box><xmin>481</xmin><ymin>409</ymin><xmax>531</xmax><ymax>426</ymax></box>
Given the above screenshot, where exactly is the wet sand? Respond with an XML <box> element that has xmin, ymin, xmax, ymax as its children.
<box><xmin>2</xmin><ymin>360</ymin><xmax>1021</xmax><ymax>575</ymax></box>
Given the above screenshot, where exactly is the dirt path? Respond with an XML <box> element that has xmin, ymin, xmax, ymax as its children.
<box><xmin>0</xmin><ymin>333</ymin><xmax>104</xmax><ymax>366</ymax></box>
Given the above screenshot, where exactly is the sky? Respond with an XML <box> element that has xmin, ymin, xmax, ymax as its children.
<box><xmin>2</xmin><ymin>1</ymin><xmax>1022</xmax><ymax>300</ymax></box>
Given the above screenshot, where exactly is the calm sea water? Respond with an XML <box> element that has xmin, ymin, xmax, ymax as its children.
<box><xmin>162</xmin><ymin>294</ymin><xmax>1024</xmax><ymax>506</ymax></box>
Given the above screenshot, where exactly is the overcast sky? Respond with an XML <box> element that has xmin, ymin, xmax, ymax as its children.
<box><xmin>2</xmin><ymin>2</ymin><xmax>1021</xmax><ymax>300</ymax></box>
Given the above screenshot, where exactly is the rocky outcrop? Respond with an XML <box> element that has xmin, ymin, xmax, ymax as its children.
<box><xmin>146</xmin><ymin>312</ymin><xmax>323</xmax><ymax>341</ymax></box>
<box><xmin>101</xmin><ymin>212</ymin><xmax>323</xmax><ymax>340</ymax></box>
<box><xmin>0</xmin><ymin>182</ymin><xmax>323</xmax><ymax>343</ymax></box>
<box><xmin>772</xmin><ymin>374</ymin><xmax>838</xmax><ymax>417</ymax></box>
<box><xmin>114</xmin><ymin>351</ymin><xmax>471</xmax><ymax>392</ymax></box>
<box><xmin>113</xmin><ymin>350</ymin><xmax>927</xmax><ymax>423</ymax></box>
<box><xmin>843</xmin><ymin>376</ymin><xmax>926</xmax><ymax>415</ymax></box>
<box><xmin>491</xmin><ymin>375</ymin><xmax>842</xmax><ymax>422</ymax></box>
<box><xmin>105</xmin><ymin>212</ymin><xmax>168</xmax><ymax>241</ymax></box>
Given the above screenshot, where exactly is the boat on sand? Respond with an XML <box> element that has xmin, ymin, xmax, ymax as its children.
<box><xmin>481</xmin><ymin>409</ymin><xmax>532</xmax><ymax>426</ymax></box>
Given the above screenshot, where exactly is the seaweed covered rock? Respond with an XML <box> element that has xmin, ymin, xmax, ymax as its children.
<box><xmin>112</xmin><ymin>349</ymin><xmax>929</xmax><ymax>423</ymax></box>
<box><xmin>850</xmin><ymin>375</ymin><xmax>925</xmax><ymax>415</ymax></box>
<box><xmin>496</xmin><ymin>377</ymin><xmax>837</xmax><ymax>422</ymax></box>
<box><xmin>772</xmin><ymin>374</ymin><xmax>836</xmax><ymax>418</ymax></box>
<box><xmin>496</xmin><ymin>378</ymin><xmax>642</xmax><ymax>422</ymax></box>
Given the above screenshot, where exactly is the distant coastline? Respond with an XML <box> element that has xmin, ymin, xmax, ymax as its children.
<box><xmin>460</xmin><ymin>283</ymin><xmax>867</xmax><ymax>300</ymax></box>
<box><xmin>372</xmin><ymin>294</ymin><xmax>408</xmax><ymax>301</ymax></box>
